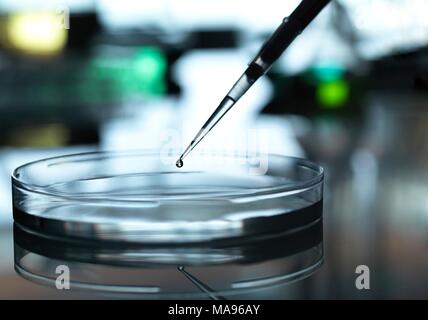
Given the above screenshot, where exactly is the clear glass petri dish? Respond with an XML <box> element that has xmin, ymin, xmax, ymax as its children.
<box><xmin>12</xmin><ymin>150</ymin><xmax>324</xmax><ymax>244</ymax></box>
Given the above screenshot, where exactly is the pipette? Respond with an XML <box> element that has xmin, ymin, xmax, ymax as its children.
<box><xmin>177</xmin><ymin>0</ymin><xmax>331</xmax><ymax>167</ymax></box>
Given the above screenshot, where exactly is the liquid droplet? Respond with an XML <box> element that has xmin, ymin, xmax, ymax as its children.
<box><xmin>178</xmin><ymin>266</ymin><xmax>184</xmax><ymax>271</ymax></box>
<box><xmin>176</xmin><ymin>159</ymin><xmax>183</xmax><ymax>168</ymax></box>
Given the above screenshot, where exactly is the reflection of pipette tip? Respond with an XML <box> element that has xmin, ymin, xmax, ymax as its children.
<box><xmin>177</xmin><ymin>266</ymin><xmax>225</xmax><ymax>300</ymax></box>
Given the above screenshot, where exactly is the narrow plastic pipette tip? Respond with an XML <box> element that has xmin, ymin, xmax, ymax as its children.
<box><xmin>176</xmin><ymin>131</ymin><xmax>205</xmax><ymax>167</ymax></box>
<box><xmin>177</xmin><ymin>95</ymin><xmax>235</xmax><ymax>165</ymax></box>
<box><xmin>176</xmin><ymin>144</ymin><xmax>193</xmax><ymax>167</ymax></box>
<box><xmin>177</xmin><ymin>144</ymin><xmax>194</xmax><ymax>166</ymax></box>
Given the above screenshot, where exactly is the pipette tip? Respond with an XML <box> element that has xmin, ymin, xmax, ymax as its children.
<box><xmin>176</xmin><ymin>139</ymin><xmax>197</xmax><ymax>167</ymax></box>
<box><xmin>176</xmin><ymin>158</ymin><xmax>184</xmax><ymax>168</ymax></box>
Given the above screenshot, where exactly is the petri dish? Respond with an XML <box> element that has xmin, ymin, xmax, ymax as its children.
<box><xmin>12</xmin><ymin>150</ymin><xmax>324</xmax><ymax>244</ymax></box>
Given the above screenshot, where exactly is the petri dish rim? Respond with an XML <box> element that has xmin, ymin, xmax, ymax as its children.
<box><xmin>12</xmin><ymin>150</ymin><xmax>324</xmax><ymax>203</ymax></box>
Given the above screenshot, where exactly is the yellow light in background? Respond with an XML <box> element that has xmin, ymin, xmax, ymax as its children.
<box><xmin>8</xmin><ymin>124</ymin><xmax>70</xmax><ymax>147</ymax></box>
<box><xmin>7</xmin><ymin>12</ymin><xmax>67</xmax><ymax>55</ymax></box>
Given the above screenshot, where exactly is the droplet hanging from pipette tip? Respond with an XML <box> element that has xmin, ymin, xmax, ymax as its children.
<box><xmin>176</xmin><ymin>159</ymin><xmax>183</xmax><ymax>168</ymax></box>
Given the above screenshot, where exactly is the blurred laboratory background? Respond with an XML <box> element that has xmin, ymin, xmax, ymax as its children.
<box><xmin>1</xmin><ymin>0</ymin><xmax>428</xmax><ymax>299</ymax></box>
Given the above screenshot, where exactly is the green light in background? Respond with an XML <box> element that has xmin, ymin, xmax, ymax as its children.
<box><xmin>86</xmin><ymin>46</ymin><xmax>167</xmax><ymax>102</ymax></box>
<box><xmin>133</xmin><ymin>47</ymin><xmax>167</xmax><ymax>95</ymax></box>
<box><xmin>317</xmin><ymin>80</ymin><xmax>349</xmax><ymax>109</ymax></box>
<box><xmin>312</xmin><ymin>64</ymin><xmax>345</xmax><ymax>82</ymax></box>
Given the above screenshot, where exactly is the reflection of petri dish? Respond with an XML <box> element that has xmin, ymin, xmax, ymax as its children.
<box><xmin>14</xmin><ymin>220</ymin><xmax>323</xmax><ymax>298</ymax></box>
<box><xmin>12</xmin><ymin>151</ymin><xmax>324</xmax><ymax>243</ymax></box>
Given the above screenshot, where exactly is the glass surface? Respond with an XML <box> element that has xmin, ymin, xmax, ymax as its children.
<box><xmin>12</xmin><ymin>151</ymin><xmax>324</xmax><ymax>243</ymax></box>
<box><xmin>14</xmin><ymin>221</ymin><xmax>323</xmax><ymax>298</ymax></box>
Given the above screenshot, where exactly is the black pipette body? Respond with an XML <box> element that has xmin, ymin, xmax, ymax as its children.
<box><xmin>177</xmin><ymin>0</ymin><xmax>331</xmax><ymax>166</ymax></box>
